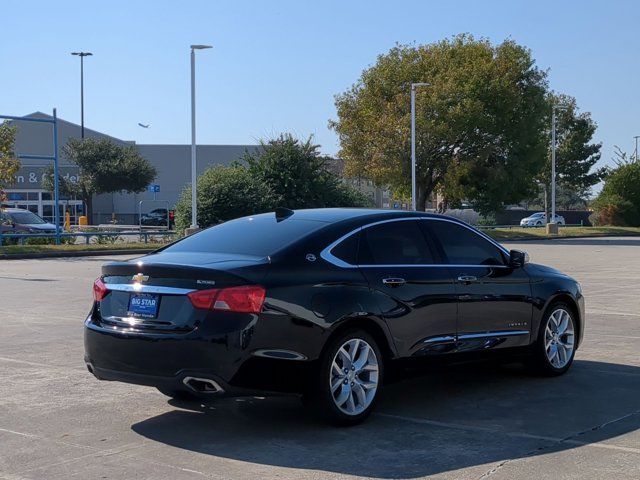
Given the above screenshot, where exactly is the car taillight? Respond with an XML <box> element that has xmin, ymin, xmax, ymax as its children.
<box><xmin>187</xmin><ymin>285</ymin><xmax>266</xmax><ymax>314</ymax></box>
<box><xmin>93</xmin><ymin>277</ymin><xmax>109</xmax><ymax>302</ymax></box>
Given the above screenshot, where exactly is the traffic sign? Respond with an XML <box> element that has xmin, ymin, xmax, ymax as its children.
<box><xmin>148</xmin><ymin>184</ymin><xmax>160</xmax><ymax>193</ymax></box>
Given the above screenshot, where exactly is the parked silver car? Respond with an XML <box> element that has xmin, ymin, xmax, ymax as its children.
<box><xmin>520</xmin><ymin>212</ymin><xmax>565</xmax><ymax>227</ymax></box>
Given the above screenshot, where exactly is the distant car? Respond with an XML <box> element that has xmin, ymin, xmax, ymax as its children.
<box><xmin>0</xmin><ymin>208</ymin><xmax>57</xmax><ymax>234</ymax></box>
<box><xmin>140</xmin><ymin>208</ymin><xmax>174</xmax><ymax>228</ymax></box>
<box><xmin>520</xmin><ymin>212</ymin><xmax>565</xmax><ymax>227</ymax></box>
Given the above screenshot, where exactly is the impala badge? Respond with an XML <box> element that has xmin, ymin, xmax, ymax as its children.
<box><xmin>132</xmin><ymin>273</ymin><xmax>149</xmax><ymax>283</ymax></box>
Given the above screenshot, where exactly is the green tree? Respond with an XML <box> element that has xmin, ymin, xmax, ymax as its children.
<box><xmin>43</xmin><ymin>138</ymin><xmax>156</xmax><ymax>221</ymax></box>
<box><xmin>174</xmin><ymin>165</ymin><xmax>278</xmax><ymax>231</ymax></box>
<box><xmin>331</xmin><ymin>35</ymin><xmax>549</xmax><ymax>213</ymax></box>
<box><xmin>591</xmin><ymin>150</ymin><xmax>640</xmax><ymax>226</ymax></box>
<box><xmin>244</xmin><ymin>134</ymin><xmax>372</xmax><ymax>208</ymax></box>
<box><xmin>539</xmin><ymin>94</ymin><xmax>604</xmax><ymax>218</ymax></box>
<box><xmin>0</xmin><ymin>121</ymin><xmax>20</xmax><ymax>203</ymax></box>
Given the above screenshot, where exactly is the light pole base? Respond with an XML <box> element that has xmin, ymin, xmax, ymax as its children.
<box><xmin>184</xmin><ymin>226</ymin><xmax>201</xmax><ymax>236</ymax></box>
<box><xmin>546</xmin><ymin>223</ymin><xmax>559</xmax><ymax>235</ymax></box>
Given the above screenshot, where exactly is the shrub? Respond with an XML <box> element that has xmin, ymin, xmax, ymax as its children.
<box><xmin>591</xmin><ymin>194</ymin><xmax>638</xmax><ymax>226</ymax></box>
<box><xmin>591</xmin><ymin>161</ymin><xmax>640</xmax><ymax>226</ymax></box>
<box><xmin>175</xmin><ymin>165</ymin><xmax>278</xmax><ymax>232</ymax></box>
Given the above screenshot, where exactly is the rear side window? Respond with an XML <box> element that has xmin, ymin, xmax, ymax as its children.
<box><xmin>164</xmin><ymin>215</ymin><xmax>326</xmax><ymax>256</ymax></box>
<box><xmin>330</xmin><ymin>232</ymin><xmax>359</xmax><ymax>265</ymax></box>
<box><xmin>427</xmin><ymin>220</ymin><xmax>506</xmax><ymax>266</ymax></box>
<box><xmin>358</xmin><ymin>220</ymin><xmax>435</xmax><ymax>265</ymax></box>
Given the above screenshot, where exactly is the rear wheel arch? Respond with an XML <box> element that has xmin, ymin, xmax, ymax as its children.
<box><xmin>324</xmin><ymin>317</ymin><xmax>397</xmax><ymax>365</ymax></box>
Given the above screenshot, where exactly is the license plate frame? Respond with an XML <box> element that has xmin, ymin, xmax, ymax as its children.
<box><xmin>127</xmin><ymin>293</ymin><xmax>160</xmax><ymax>318</ymax></box>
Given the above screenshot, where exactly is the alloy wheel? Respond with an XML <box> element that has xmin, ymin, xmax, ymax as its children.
<box><xmin>544</xmin><ymin>308</ymin><xmax>575</xmax><ymax>368</ymax></box>
<box><xmin>329</xmin><ymin>338</ymin><xmax>379</xmax><ymax>415</ymax></box>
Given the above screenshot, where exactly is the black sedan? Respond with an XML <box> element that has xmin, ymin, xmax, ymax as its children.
<box><xmin>85</xmin><ymin>208</ymin><xmax>584</xmax><ymax>424</ymax></box>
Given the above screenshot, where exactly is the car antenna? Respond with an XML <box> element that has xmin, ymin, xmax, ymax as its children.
<box><xmin>275</xmin><ymin>207</ymin><xmax>294</xmax><ymax>222</ymax></box>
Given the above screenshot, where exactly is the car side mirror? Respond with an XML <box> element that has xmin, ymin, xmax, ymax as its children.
<box><xmin>509</xmin><ymin>249</ymin><xmax>529</xmax><ymax>268</ymax></box>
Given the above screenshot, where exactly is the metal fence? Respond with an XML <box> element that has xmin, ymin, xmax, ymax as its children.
<box><xmin>0</xmin><ymin>230</ymin><xmax>176</xmax><ymax>247</ymax></box>
<box><xmin>477</xmin><ymin>222</ymin><xmax>585</xmax><ymax>230</ymax></box>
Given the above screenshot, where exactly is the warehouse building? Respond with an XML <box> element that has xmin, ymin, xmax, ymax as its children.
<box><xmin>5</xmin><ymin>112</ymin><xmax>257</xmax><ymax>225</ymax></box>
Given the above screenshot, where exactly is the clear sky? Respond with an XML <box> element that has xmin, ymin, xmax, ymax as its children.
<box><xmin>2</xmin><ymin>0</ymin><xmax>639</xmax><ymax>172</ymax></box>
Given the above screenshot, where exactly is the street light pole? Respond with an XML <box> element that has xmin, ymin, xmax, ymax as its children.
<box><xmin>411</xmin><ymin>82</ymin><xmax>430</xmax><ymax>211</ymax></box>
<box><xmin>71</xmin><ymin>52</ymin><xmax>92</xmax><ymax>138</ymax></box>
<box><xmin>551</xmin><ymin>107</ymin><xmax>557</xmax><ymax>223</ymax></box>
<box><xmin>189</xmin><ymin>44</ymin><xmax>212</xmax><ymax>231</ymax></box>
<box><xmin>550</xmin><ymin>104</ymin><xmax>568</xmax><ymax>225</ymax></box>
<box><xmin>634</xmin><ymin>135</ymin><xmax>639</xmax><ymax>162</ymax></box>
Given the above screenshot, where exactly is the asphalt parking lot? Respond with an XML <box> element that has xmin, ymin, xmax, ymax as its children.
<box><xmin>0</xmin><ymin>237</ymin><xmax>638</xmax><ymax>480</ymax></box>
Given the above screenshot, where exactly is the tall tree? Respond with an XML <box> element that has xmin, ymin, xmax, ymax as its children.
<box><xmin>330</xmin><ymin>35</ymin><xmax>549</xmax><ymax>213</ymax></box>
<box><xmin>0</xmin><ymin>121</ymin><xmax>20</xmax><ymax>203</ymax></box>
<box><xmin>43</xmin><ymin>138</ymin><xmax>156</xmax><ymax>221</ymax></box>
<box><xmin>243</xmin><ymin>134</ymin><xmax>371</xmax><ymax>209</ymax></box>
<box><xmin>540</xmin><ymin>93</ymin><xmax>604</xmax><ymax>218</ymax></box>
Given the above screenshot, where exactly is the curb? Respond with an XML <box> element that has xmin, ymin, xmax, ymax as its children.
<box><xmin>493</xmin><ymin>233</ymin><xmax>640</xmax><ymax>242</ymax></box>
<box><xmin>0</xmin><ymin>249</ymin><xmax>155</xmax><ymax>260</ymax></box>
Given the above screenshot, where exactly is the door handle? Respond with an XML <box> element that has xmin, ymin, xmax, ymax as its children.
<box><xmin>457</xmin><ymin>275</ymin><xmax>478</xmax><ymax>283</ymax></box>
<box><xmin>382</xmin><ymin>277</ymin><xmax>406</xmax><ymax>287</ymax></box>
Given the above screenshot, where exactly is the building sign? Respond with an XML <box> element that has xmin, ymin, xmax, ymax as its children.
<box><xmin>8</xmin><ymin>166</ymin><xmax>80</xmax><ymax>189</ymax></box>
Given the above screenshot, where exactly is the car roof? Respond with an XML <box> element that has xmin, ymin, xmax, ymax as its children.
<box><xmin>262</xmin><ymin>208</ymin><xmax>448</xmax><ymax>223</ymax></box>
<box><xmin>1</xmin><ymin>208</ymin><xmax>32</xmax><ymax>213</ymax></box>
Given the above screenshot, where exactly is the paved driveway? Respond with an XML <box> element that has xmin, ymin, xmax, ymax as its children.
<box><xmin>0</xmin><ymin>237</ymin><xmax>638</xmax><ymax>479</ymax></box>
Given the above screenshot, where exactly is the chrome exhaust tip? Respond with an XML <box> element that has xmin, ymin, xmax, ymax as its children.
<box><xmin>182</xmin><ymin>376</ymin><xmax>224</xmax><ymax>394</ymax></box>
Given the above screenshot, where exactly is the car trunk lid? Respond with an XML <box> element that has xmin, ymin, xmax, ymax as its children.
<box><xmin>95</xmin><ymin>252</ymin><xmax>269</xmax><ymax>332</ymax></box>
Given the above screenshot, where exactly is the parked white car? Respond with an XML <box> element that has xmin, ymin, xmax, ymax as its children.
<box><xmin>520</xmin><ymin>212</ymin><xmax>565</xmax><ymax>227</ymax></box>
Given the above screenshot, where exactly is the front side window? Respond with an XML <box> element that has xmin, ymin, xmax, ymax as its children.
<box><xmin>358</xmin><ymin>220</ymin><xmax>435</xmax><ymax>265</ymax></box>
<box><xmin>427</xmin><ymin>220</ymin><xmax>506</xmax><ymax>266</ymax></box>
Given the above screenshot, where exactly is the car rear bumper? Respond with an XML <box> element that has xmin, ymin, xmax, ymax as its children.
<box><xmin>84</xmin><ymin>362</ymin><xmax>258</xmax><ymax>397</ymax></box>
<box><xmin>84</xmin><ymin>314</ymin><xmax>313</xmax><ymax>396</ymax></box>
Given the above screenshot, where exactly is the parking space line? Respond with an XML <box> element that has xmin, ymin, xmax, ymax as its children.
<box><xmin>0</xmin><ymin>356</ymin><xmax>85</xmax><ymax>372</ymax></box>
<box><xmin>377</xmin><ymin>413</ymin><xmax>640</xmax><ymax>454</ymax></box>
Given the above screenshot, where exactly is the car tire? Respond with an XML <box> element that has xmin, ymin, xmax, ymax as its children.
<box><xmin>156</xmin><ymin>387</ymin><xmax>198</xmax><ymax>401</ymax></box>
<box><xmin>536</xmin><ymin>221</ymin><xmax>542</xmax><ymax>226</ymax></box>
<box><xmin>308</xmin><ymin>329</ymin><xmax>383</xmax><ymax>426</ymax></box>
<box><xmin>527</xmin><ymin>302</ymin><xmax>577</xmax><ymax>376</ymax></box>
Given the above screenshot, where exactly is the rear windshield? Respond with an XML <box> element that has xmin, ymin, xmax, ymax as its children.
<box><xmin>164</xmin><ymin>215</ymin><xmax>327</xmax><ymax>256</ymax></box>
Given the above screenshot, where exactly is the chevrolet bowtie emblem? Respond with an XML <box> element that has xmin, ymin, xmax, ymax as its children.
<box><xmin>132</xmin><ymin>273</ymin><xmax>149</xmax><ymax>283</ymax></box>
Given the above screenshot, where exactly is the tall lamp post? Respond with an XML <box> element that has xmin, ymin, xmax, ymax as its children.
<box><xmin>634</xmin><ymin>135</ymin><xmax>639</xmax><ymax>162</ymax></box>
<box><xmin>188</xmin><ymin>44</ymin><xmax>212</xmax><ymax>232</ymax></box>
<box><xmin>550</xmin><ymin>104</ymin><xmax>567</xmax><ymax>227</ymax></box>
<box><xmin>410</xmin><ymin>82</ymin><xmax>430</xmax><ymax>211</ymax></box>
<box><xmin>71</xmin><ymin>52</ymin><xmax>92</xmax><ymax>138</ymax></box>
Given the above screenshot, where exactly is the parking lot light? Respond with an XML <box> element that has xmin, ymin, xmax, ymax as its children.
<box><xmin>550</xmin><ymin>103</ymin><xmax>568</xmax><ymax>228</ymax></box>
<box><xmin>189</xmin><ymin>44</ymin><xmax>213</xmax><ymax>232</ymax></box>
